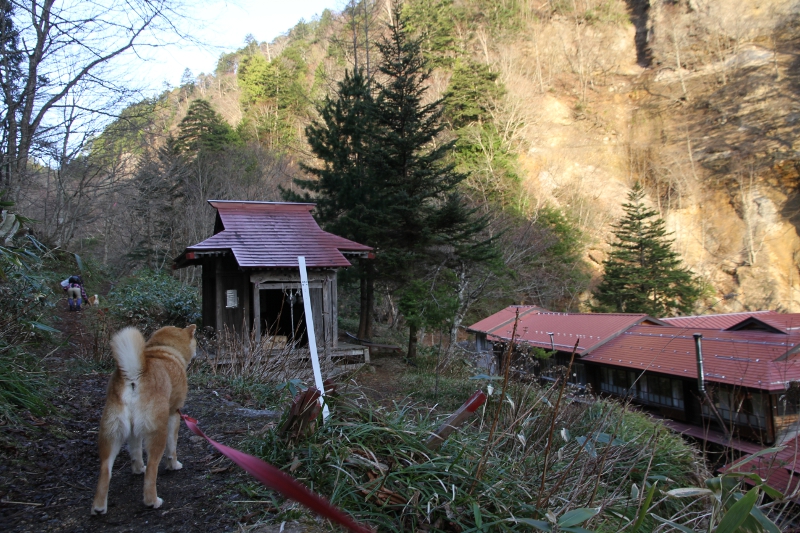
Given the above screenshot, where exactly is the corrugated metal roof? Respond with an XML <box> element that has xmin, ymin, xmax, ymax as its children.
<box><xmin>184</xmin><ymin>201</ymin><xmax>372</xmax><ymax>268</ymax></box>
<box><xmin>466</xmin><ymin>306</ymin><xmax>546</xmax><ymax>335</ymax></box>
<box><xmin>661</xmin><ymin>311</ymin><xmax>778</xmax><ymax>330</ymax></box>
<box><xmin>466</xmin><ymin>306</ymin><xmax>662</xmax><ymax>354</ymax></box>
<box><xmin>583</xmin><ymin>325</ymin><xmax>800</xmax><ymax>391</ymax></box>
<box><xmin>735</xmin><ymin>314</ymin><xmax>800</xmax><ymax>333</ymax></box>
<box><xmin>721</xmin><ymin>437</ymin><xmax>800</xmax><ymax>501</ymax></box>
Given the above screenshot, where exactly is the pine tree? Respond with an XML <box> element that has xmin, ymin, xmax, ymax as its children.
<box><xmin>375</xmin><ymin>7</ymin><xmax>493</xmax><ymax>357</ymax></box>
<box><xmin>373</xmin><ymin>7</ymin><xmax>466</xmax><ymax>268</ymax></box>
<box><xmin>443</xmin><ymin>58</ymin><xmax>503</xmax><ymax>128</ymax></box>
<box><xmin>0</xmin><ymin>0</ymin><xmax>24</xmax><ymax>189</ymax></box>
<box><xmin>291</xmin><ymin>70</ymin><xmax>382</xmax><ymax>241</ymax></box>
<box><xmin>592</xmin><ymin>183</ymin><xmax>703</xmax><ymax>317</ymax></box>
<box><xmin>288</xmin><ymin>5</ymin><xmax>495</xmax><ymax>351</ymax></box>
<box><xmin>174</xmin><ymin>99</ymin><xmax>239</xmax><ymax>154</ymax></box>
<box><xmin>286</xmin><ymin>69</ymin><xmax>384</xmax><ymax>338</ymax></box>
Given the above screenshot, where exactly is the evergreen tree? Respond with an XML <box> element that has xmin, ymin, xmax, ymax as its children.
<box><xmin>403</xmin><ymin>0</ymin><xmax>457</xmax><ymax>66</ymax></box>
<box><xmin>286</xmin><ymin>69</ymin><xmax>384</xmax><ymax>338</ymax></box>
<box><xmin>592</xmin><ymin>183</ymin><xmax>703</xmax><ymax>317</ymax></box>
<box><xmin>443</xmin><ymin>58</ymin><xmax>503</xmax><ymax>128</ymax></box>
<box><xmin>374</xmin><ymin>8</ymin><xmax>466</xmax><ymax>267</ymax></box>
<box><xmin>0</xmin><ymin>0</ymin><xmax>24</xmax><ymax>189</ymax></box>
<box><xmin>174</xmin><ymin>99</ymin><xmax>239</xmax><ymax>154</ymax></box>
<box><xmin>287</xmin><ymin>5</ymin><xmax>495</xmax><ymax>351</ymax></box>
<box><xmin>374</xmin><ymin>7</ymin><xmax>493</xmax><ymax>357</ymax></box>
<box><xmin>291</xmin><ymin>70</ymin><xmax>380</xmax><ymax>240</ymax></box>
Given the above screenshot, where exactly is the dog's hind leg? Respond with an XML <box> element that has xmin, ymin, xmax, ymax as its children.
<box><xmin>129</xmin><ymin>431</ymin><xmax>144</xmax><ymax>474</ymax></box>
<box><xmin>165</xmin><ymin>412</ymin><xmax>183</xmax><ymax>471</ymax></box>
<box><xmin>142</xmin><ymin>423</ymin><xmax>167</xmax><ymax>508</ymax></box>
<box><xmin>91</xmin><ymin>425</ymin><xmax>126</xmax><ymax>515</ymax></box>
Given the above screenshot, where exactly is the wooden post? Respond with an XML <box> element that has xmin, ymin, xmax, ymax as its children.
<box><xmin>242</xmin><ymin>273</ymin><xmax>251</xmax><ymax>338</ymax></box>
<box><xmin>215</xmin><ymin>258</ymin><xmax>223</xmax><ymax>335</ymax></box>
<box><xmin>331</xmin><ymin>273</ymin><xmax>338</xmax><ymax>350</ymax></box>
<box><xmin>322</xmin><ymin>273</ymin><xmax>332</xmax><ymax>361</ymax></box>
<box><xmin>253</xmin><ymin>281</ymin><xmax>261</xmax><ymax>340</ymax></box>
<box><xmin>298</xmin><ymin>257</ymin><xmax>329</xmax><ymax>421</ymax></box>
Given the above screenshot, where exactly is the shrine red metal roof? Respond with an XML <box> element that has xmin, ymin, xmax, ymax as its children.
<box><xmin>582</xmin><ymin>325</ymin><xmax>800</xmax><ymax>391</ymax></box>
<box><xmin>177</xmin><ymin>201</ymin><xmax>372</xmax><ymax>269</ymax></box>
<box><xmin>661</xmin><ymin>311</ymin><xmax>778</xmax><ymax>330</ymax></box>
<box><xmin>467</xmin><ymin>306</ymin><xmax>665</xmax><ymax>354</ymax></box>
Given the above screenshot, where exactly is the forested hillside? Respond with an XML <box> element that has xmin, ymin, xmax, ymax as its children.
<box><xmin>14</xmin><ymin>0</ymin><xmax>800</xmax><ymax>317</ymax></box>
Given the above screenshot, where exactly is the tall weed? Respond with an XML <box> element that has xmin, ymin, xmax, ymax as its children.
<box><xmin>244</xmin><ymin>385</ymin><xmax>708</xmax><ymax>531</ymax></box>
<box><xmin>0</xmin><ymin>235</ymin><xmax>57</xmax><ymax>422</ymax></box>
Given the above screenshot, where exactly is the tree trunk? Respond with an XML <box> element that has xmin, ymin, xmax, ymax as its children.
<box><xmin>407</xmin><ymin>322</ymin><xmax>418</xmax><ymax>359</ymax></box>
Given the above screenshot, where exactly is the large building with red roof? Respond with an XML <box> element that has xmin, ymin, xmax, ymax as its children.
<box><xmin>173</xmin><ymin>201</ymin><xmax>372</xmax><ymax>359</ymax></box>
<box><xmin>468</xmin><ymin>306</ymin><xmax>800</xmax><ymax>446</ymax></box>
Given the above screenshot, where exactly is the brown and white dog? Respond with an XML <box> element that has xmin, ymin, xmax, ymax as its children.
<box><xmin>91</xmin><ymin>324</ymin><xmax>197</xmax><ymax>514</ymax></box>
<box><xmin>88</xmin><ymin>294</ymin><xmax>100</xmax><ymax>306</ymax></box>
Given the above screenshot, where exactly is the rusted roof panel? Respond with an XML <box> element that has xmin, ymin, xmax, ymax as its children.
<box><xmin>467</xmin><ymin>307</ymin><xmax>663</xmax><ymax>354</ymax></box>
<box><xmin>734</xmin><ymin>314</ymin><xmax>800</xmax><ymax>333</ymax></box>
<box><xmin>661</xmin><ymin>311</ymin><xmax>777</xmax><ymax>330</ymax></box>
<box><xmin>185</xmin><ymin>201</ymin><xmax>372</xmax><ymax>269</ymax></box>
<box><xmin>721</xmin><ymin>437</ymin><xmax>800</xmax><ymax>501</ymax></box>
<box><xmin>583</xmin><ymin>325</ymin><xmax>800</xmax><ymax>390</ymax></box>
<box><xmin>466</xmin><ymin>306</ymin><xmax>546</xmax><ymax>335</ymax></box>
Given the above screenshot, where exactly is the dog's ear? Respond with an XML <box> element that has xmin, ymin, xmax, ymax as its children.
<box><xmin>186</xmin><ymin>324</ymin><xmax>197</xmax><ymax>337</ymax></box>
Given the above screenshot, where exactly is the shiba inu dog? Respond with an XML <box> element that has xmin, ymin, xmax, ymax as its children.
<box><xmin>88</xmin><ymin>294</ymin><xmax>99</xmax><ymax>306</ymax></box>
<box><xmin>91</xmin><ymin>324</ymin><xmax>197</xmax><ymax>514</ymax></box>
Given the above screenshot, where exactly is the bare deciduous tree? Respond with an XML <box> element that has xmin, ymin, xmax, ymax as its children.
<box><xmin>1</xmin><ymin>0</ymin><xmax>188</xmax><ymax>201</ymax></box>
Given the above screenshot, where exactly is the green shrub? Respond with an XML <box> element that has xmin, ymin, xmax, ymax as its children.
<box><xmin>0</xmin><ymin>235</ymin><xmax>57</xmax><ymax>422</ymax></box>
<box><xmin>107</xmin><ymin>269</ymin><xmax>200</xmax><ymax>335</ymax></box>
<box><xmin>242</xmin><ymin>382</ymin><xmax>707</xmax><ymax>531</ymax></box>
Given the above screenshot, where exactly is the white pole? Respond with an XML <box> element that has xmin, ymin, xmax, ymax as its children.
<box><xmin>298</xmin><ymin>256</ymin><xmax>329</xmax><ymax>421</ymax></box>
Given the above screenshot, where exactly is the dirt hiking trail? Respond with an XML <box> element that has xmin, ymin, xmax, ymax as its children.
<box><xmin>0</xmin><ymin>297</ymin><xmax>396</xmax><ymax>532</ymax></box>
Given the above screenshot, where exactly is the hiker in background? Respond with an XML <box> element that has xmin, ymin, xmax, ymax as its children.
<box><xmin>63</xmin><ymin>275</ymin><xmax>87</xmax><ymax>311</ymax></box>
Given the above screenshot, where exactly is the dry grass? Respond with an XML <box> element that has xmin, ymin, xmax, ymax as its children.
<box><xmin>201</xmin><ymin>326</ymin><xmax>335</xmax><ymax>384</ymax></box>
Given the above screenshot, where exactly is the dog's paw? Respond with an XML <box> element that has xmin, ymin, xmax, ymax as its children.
<box><xmin>90</xmin><ymin>505</ymin><xmax>107</xmax><ymax>515</ymax></box>
<box><xmin>131</xmin><ymin>461</ymin><xmax>145</xmax><ymax>474</ymax></box>
<box><xmin>144</xmin><ymin>496</ymin><xmax>163</xmax><ymax>509</ymax></box>
<box><xmin>167</xmin><ymin>459</ymin><xmax>183</xmax><ymax>471</ymax></box>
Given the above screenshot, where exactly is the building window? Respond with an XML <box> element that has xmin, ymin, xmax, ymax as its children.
<box><xmin>703</xmin><ymin>388</ymin><xmax>766</xmax><ymax>429</ymax></box>
<box><xmin>571</xmin><ymin>362</ymin><xmax>586</xmax><ymax>386</ymax></box>
<box><xmin>600</xmin><ymin>367</ymin><xmax>684</xmax><ymax>409</ymax></box>
<box><xmin>599</xmin><ymin>367</ymin><xmax>636</xmax><ymax>397</ymax></box>
<box><xmin>637</xmin><ymin>374</ymin><xmax>684</xmax><ymax>409</ymax></box>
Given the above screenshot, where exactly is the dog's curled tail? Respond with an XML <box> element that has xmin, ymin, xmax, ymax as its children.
<box><xmin>111</xmin><ymin>327</ymin><xmax>146</xmax><ymax>381</ymax></box>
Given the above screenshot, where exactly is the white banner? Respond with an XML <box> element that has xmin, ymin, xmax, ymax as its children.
<box><xmin>297</xmin><ymin>256</ymin><xmax>329</xmax><ymax>421</ymax></box>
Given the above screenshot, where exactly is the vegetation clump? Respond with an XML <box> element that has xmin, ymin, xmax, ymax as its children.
<box><xmin>107</xmin><ymin>269</ymin><xmax>200</xmax><ymax>335</ymax></box>
<box><xmin>592</xmin><ymin>183</ymin><xmax>704</xmax><ymax>317</ymax></box>
<box><xmin>0</xmin><ymin>235</ymin><xmax>55</xmax><ymax>422</ymax></box>
<box><xmin>244</xmin><ymin>367</ymin><xmax>707</xmax><ymax>532</ymax></box>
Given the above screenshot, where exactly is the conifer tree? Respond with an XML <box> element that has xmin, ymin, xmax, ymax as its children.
<box><xmin>373</xmin><ymin>8</ymin><xmax>467</xmax><ymax>269</ymax></box>
<box><xmin>592</xmin><ymin>183</ymin><xmax>703</xmax><ymax>317</ymax></box>
<box><xmin>292</xmin><ymin>70</ymin><xmax>380</xmax><ymax>242</ymax></box>
<box><xmin>287</xmin><ymin>69</ymin><xmax>383</xmax><ymax>338</ymax></box>
<box><xmin>289</xmin><ymin>5</ymin><xmax>495</xmax><ymax>351</ymax></box>
<box><xmin>0</xmin><ymin>0</ymin><xmax>24</xmax><ymax>188</ymax></box>
<box><xmin>375</xmin><ymin>7</ymin><xmax>493</xmax><ymax>357</ymax></box>
<box><xmin>174</xmin><ymin>99</ymin><xmax>239</xmax><ymax>154</ymax></box>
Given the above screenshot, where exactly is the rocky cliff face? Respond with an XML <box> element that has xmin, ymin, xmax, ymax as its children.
<box><xmin>495</xmin><ymin>0</ymin><xmax>800</xmax><ymax>312</ymax></box>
